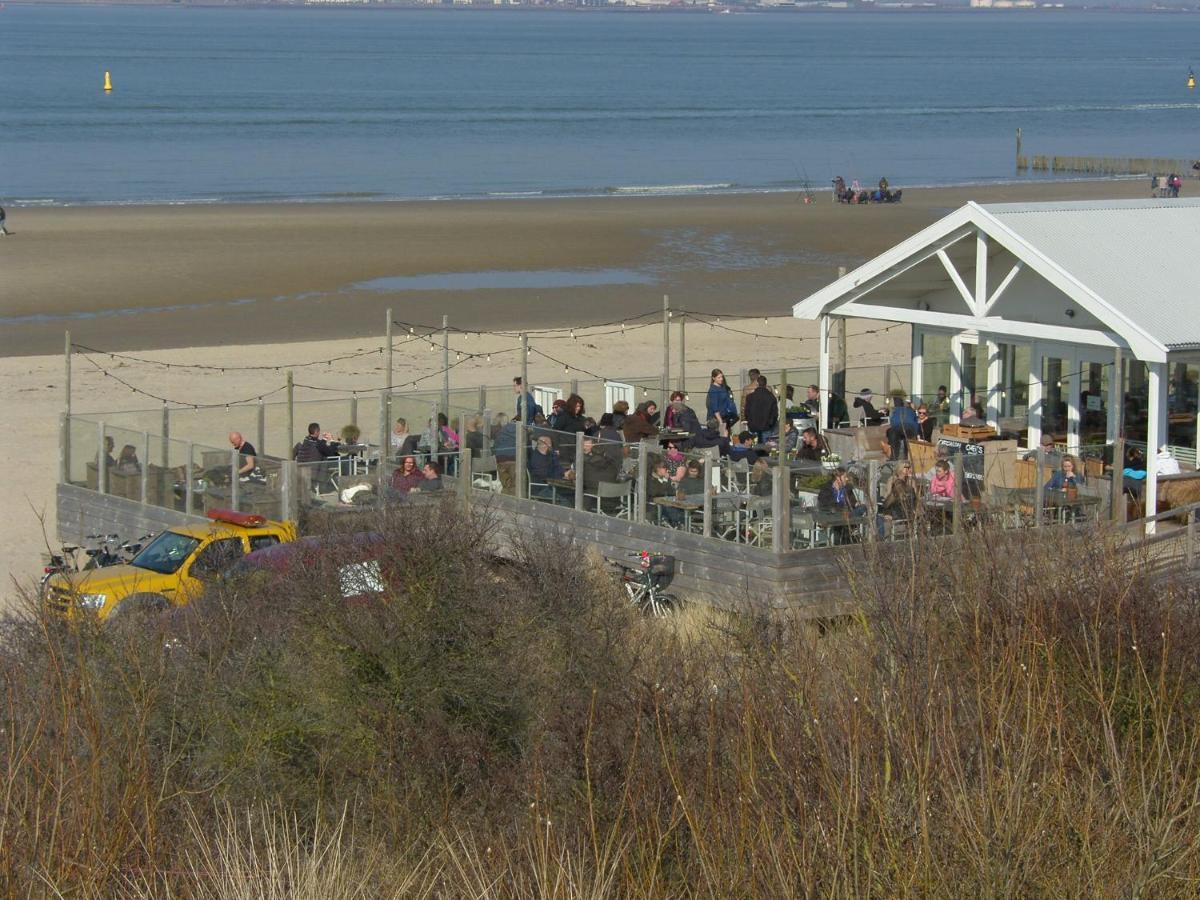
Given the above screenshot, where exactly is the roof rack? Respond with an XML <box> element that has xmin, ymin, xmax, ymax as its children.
<box><xmin>206</xmin><ymin>508</ymin><xmax>267</xmax><ymax>528</ymax></box>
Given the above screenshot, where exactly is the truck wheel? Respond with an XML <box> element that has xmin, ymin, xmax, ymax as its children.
<box><xmin>109</xmin><ymin>593</ymin><xmax>169</xmax><ymax>625</ymax></box>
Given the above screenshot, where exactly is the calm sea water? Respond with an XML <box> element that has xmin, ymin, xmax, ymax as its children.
<box><xmin>2</xmin><ymin>6</ymin><xmax>1198</xmax><ymax>205</ymax></box>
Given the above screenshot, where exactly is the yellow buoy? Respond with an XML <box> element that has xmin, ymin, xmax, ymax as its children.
<box><xmin>1189</xmin><ymin>68</ymin><xmax>1196</xmax><ymax>90</ymax></box>
<box><xmin>103</xmin><ymin>70</ymin><xmax>113</xmax><ymax>92</ymax></box>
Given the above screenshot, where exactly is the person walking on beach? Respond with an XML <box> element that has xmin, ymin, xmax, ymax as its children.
<box><xmin>0</xmin><ymin>206</ymin><xmax>9</xmax><ymax>236</ymax></box>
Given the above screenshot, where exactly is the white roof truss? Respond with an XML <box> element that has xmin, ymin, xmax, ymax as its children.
<box><xmin>794</xmin><ymin>202</ymin><xmax>1169</xmax><ymax>363</ymax></box>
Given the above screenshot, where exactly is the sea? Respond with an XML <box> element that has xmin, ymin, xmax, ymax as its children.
<box><xmin>2</xmin><ymin>5</ymin><xmax>1198</xmax><ymax>206</ymax></box>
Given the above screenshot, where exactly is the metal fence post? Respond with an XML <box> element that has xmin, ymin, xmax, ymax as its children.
<box><xmin>349</xmin><ymin>395</ymin><xmax>358</xmax><ymax>429</ymax></box>
<box><xmin>574</xmin><ymin>431</ymin><xmax>585</xmax><ymax>512</ymax></box>
<box><xmin>141</xmin><ymin>430</ymin><xmax>150</xmax><ymax>504</ymax></box>
<box><xmin>478</xmin><ymin>385</ymin><xmax>487</xmax><ymax>414</ymax></box>
<box><xmin>1111</xmin><ymin>437</ymin><xmax>1125</xmax><ymax>523</ymax></box>
<box><xmin>459</xmin><ymin>414</ymin><xmax>471</xmax><ymax>508</ymax></box>
<box><xmin>702</xmin><ymin>454</ymin><xmax>713</xmax><ymax>538</ymax></box>
<box><xmin>661</xmin><ymin>295</ymin><xmax>670</xmax><ymax>406</ymax></box>
<box><xmin>678</xmin><ymin>315</ymin><xmax>687</xmax><ymax>392</ymax></box>
<box><xmin>286</xmin><ymin>370</ymin><xmax>295</xmax><ymax>454</ymax></box>
<box><xmin>230</xmin><ymin>447</ymin><xmax>240</xmax><ymax>511</ymax></box>
<box><xmin>98</xmin><ymin>421</ymin><xmax>108</xmax><ymax>495</ymax></box>
<box><xmin>771</xmin><ymin>455</ymin><xmax>786</xmax><ymax>552</ymax></box>
<box><xmin>637</xmin><ymin>438</ymin><xmax>651</xmax><ymax>524</ymax></box>
<box><xmin>867</xmin><ymin>460</ymin><xmax>880</xmax><ymax>541</ymax></box>
<box><xmin>378</xmin><ymin>388</ymin><xmax>389</xmax><ymax>477</ymax></box>
<box><xmin>161</xmin><ymin>402</ymin><xmax>170</xmax><ymax>469</ymax></box>
<box><xmin>441</xmin><ymin>314</ymin><xmax>450</xmax><ymax>416</ymax></box>
<box><xmin>281</xmin><ymin>459</ymin><xmax>295</xmax><ymax>522</ymax></box>
<box><xmin>515</xmin><ymin>418</ymin><xmax>528</xmax><ymax>499</ymax></box>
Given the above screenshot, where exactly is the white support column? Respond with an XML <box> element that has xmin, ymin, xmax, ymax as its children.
<box><xmin>910</xmin><ymin>327</ymin><xmax>924</xmax><ymax>403</ymax></box>
<box><xmin>985</xmin><ymin>337</ymin><xmax>1003</xmax><ymax>429</ymax></box>
<box><xmin>948</xmin><ymin>336</ymin><xmax>965</xmax><ymax>424</ymax></box>
<box><xmin>1027</xmin><ymin>343</ymin><xmax>1043</xmax><ymax>448</ymax></box>
<box><xmin>1108</xmin><ymin>347</ymin><xmax>1122</xmax><ymax>445</ymax></box>
<box><xmin>974</xmin><ymin>230</ymin><xmax>989</xmax><ymax>317</ymax></box>
<box><xmin>1146</xmin><ymin>361</ymin><xmax>1165</xmax><ymax>535</ymax></box>
<box><xmin>818</xmin><ymin>316</ymin><xmax>831</xmax><ymax>433</ymax></box>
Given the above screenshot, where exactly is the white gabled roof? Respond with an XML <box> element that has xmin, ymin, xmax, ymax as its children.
<box><xmin>793</xmin><ymin>198</ymin><xmax>1200</xmax><ymax>362</ymax></box>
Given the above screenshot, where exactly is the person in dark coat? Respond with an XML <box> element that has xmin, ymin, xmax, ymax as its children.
<box><xmin>743</xmin><ymin>375</ymin><xmax>779</xmax><ymax>441</ymax></box>
<box><xmin>623</xmin><ymin>401</ymin><xmax>659</xmax><ymax>444</ymax></box>
<box><xmin>852</xmin><ymin>389</ymin><xmax>885</xmax><ymax>426</ymax></box>
<box><xmin>691</xmin><ymin>417</ymin><xmax>731</xmax><ymax>456</ymax></box>
<box><xmin>553</xmin><ymin>394</ymin><xmax>588</xmax><ymax>450</ymax></box>
<box><xmin>664</xmin><ymin>391</ymin><xmax>702</xmax><ymax>436</ymax></box>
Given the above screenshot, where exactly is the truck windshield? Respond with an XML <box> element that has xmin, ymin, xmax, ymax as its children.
<box><xmin>131</xmin><ymin>531</ymin><xmax>202</xmax><ymax>575</ymax></box>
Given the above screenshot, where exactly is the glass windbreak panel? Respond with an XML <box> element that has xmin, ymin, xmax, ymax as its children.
<box><xmin>1122</xmin><ymin>361</ymin><xmax>1149</xmax><ymax>444</ymax></box>
<box><xmin>1078</xmin><ymin>360</ymin><xmax>1110</xmax><ymax>449</ymax></box>
<box><xmin>959</xmin><ymin>341</ymin><xmax>989</xmax><ymax>418</ymax></box>
<box><xmin>1007</xmin><ymin>344</ymin><xmax>1031</xmax><ymax>418</ymax></box>
<box><xmin>920</xmin><ymin>332</ymin><xmax>952</xmax><ymax>418</ymax></box>
<box><xmin>1167</xmin><ymin>363</ymin><xmax>1199</xmax><ymax>451</ymax></box>
<box><xmin>1041</xmin><ymin>357</ymin><xmax>1069</xmax><ymax>440</ymax></box>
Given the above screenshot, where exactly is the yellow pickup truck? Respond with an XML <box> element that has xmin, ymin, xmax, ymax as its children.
<box><xmin>46</xmin><ymin>509</ymin><xmax>297</xmax><ymax>622</ymax></box>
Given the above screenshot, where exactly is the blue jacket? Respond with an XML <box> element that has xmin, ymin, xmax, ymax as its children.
<box><xmin>889</xmin><ymin>404</ymin><xmax>919</xmax><ymax>434</ymax></box>
<box><xmin>706</xmin><ymin>383</ymin><xmax>738</xmax><ymax>421</ymax></box>
<box><xmin>528</xmin><ymin>447</ymin><xmax>565</xmax><ymax>482</ymax></box>
<box><xmin>494</xmin><ymin>422</ymin><xmax>518</xmax><ymax>461</ymax></box>
<box><xmin>1046</xmin><ymin>471</ymin><xmax>1083</xmax><ymax>491</ymax></box>
<box><xmin>517</xmin><ymin>391</ymin><xmax>541</xmax><ymax>422</ymax></box>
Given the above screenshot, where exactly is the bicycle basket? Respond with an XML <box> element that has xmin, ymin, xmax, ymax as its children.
<box><xmin>646</xmin><ymin>554</ymin><xmax>675</xmax><ymax>589</ymax></box>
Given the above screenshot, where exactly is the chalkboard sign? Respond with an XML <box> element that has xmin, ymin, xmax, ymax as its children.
<box><xmin>937</xmin><ymin>438</ymin><xmax>985</xmax><ymax>483</ymax></box>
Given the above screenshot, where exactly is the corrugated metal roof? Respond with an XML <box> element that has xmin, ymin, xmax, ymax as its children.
<box><xmin>979</xmin><ymin>199</ymin><xmax>1200</xmax><ymax>351</ymax></box>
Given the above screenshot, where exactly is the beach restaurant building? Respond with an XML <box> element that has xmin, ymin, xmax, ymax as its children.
<box><xmin>793</xmin><ymin>198</ymin><xmax>1200</xmax><ymax>526</ymax></box>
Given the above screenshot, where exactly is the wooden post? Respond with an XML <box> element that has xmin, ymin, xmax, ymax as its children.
<box><xmin>570</xmin><ymin>378</ymin><xmax>579</xmax><ymax>397</ymax></box>
<box><xmin>1111</xmin><ymin>437</ymin><xmax>1125</xmax><ymax>524</ymax></box>
<box><xmin>458</xmin><ymin>414</ymin><xmax>471</xmax><ymax>507</ymax></box>
<box><xmin>230</xmin><ymin>447</ymin><xmax>240</xmax><ymax>511</ymax></box>
<box><xmin>778</xmin><ymin>368</ymin><xmax>789</xmax><ymax>454</ymax></box>
<box><xmin>771</xmin><ymin>451</ymin><xmax>790</xmax><ymax>552</ymax></box>
<box><xmin>441</xmin><ymin>314</ymin><xmax>450</xmax><ymax>416</ymax></box>
<box><xmin>678</xmin><ymin>315</ymin><xmax>686</xmax><ymax>392</ymax></box>
<box><xmin>141</xmin><ymin>430</ymin><xmax>150</xmax><ymax>504</ymax></box>
<box><xmin>349</xmin><ymin>395</ymin><xmax>358</xmax><ymax>430</ymax></box>
<box><xmin>574</xmin><ymin>431</ymin><xmax>585</xmax><ymax>512</ymax></box>
<box><xmin>281</xmin><ymin>459</ymin><xmax>295</xmax><ymax>523</ymax></box>
<box><xmin>185</xmin><ymin>441</ymin><xmax>195</xmax><ymax>514</ymax></box>
<box><xmin>1034</xmin><ymin>446</ymin><xmax>1045</xmax><ymax>528</ymax></box>
<box><xmin>257</xmin><ymin>399</ymin><xmax>266</xmax><ymax>459</ymax></box>
<box><xmin>98</xmin><ymin>421</ymin><xmax>108</xmax><ymax>495</ymax></box>
<box><xmin>952</xmin><ymin>452</ymin><xmax>964</xmax><ymax>534</ymax></box>
<box><xmin>385</xmin><ymin>307</ymin><xmax>394</xmax><ymax>428</ymax></box>
<box><xmin>818</xmin><ymin>316</ymin><xmax>831</xmax><ymax>434</ymax></box>
<box><xmin>478</xmin><ymin>385</ymin><xmax>487</xmax><ymax>415</ymax></box>
<box><xmin>1187</xmin><ymin>508</ymin><xmax>1195</xmax><ymax>570</ymax></box>
<box><xmin>286</xmin><ymin>370</ymin><xmax>295</xmax><ymax>453</ymax></box>
<box><xmin>161</xmin><ymin>403</ymin><xmax>170</xmax><ymax>469</ymax></box>
<box><xmin>63</xmin><ymin>330</ymin><xmax>72</xmax><ymax>485</ymax></box>
<box><xmin>637</xmin><ymin>438</ymin><xmax>651</xmax><ymax>524</ymax></box>
<box><xmin>379</xmin><ymin>388</ymin><xmax>389</xmax><ymax>477</ymax></box>
<box><xmin>661</xmin><ymin>295</ymin><xmax>670</xmax><ymax>407</ymax></box>
<box><xmin>516</xmin><ymin>334</ymin><xmax>529</xmax><ymax>499</ymax></box>
<box><xmin>702</xmin><ymin>454</ymin><xmax>713</xmax><ymax>538</ymax></box>
<box><xmin>867</xmin><ymin>460</ymin><xmax>880</xmax><ymax>541</ymax></box>
<box><xmin>883</xmin><ymin>363</ymin><xmax>893</xmax><ymax>397</ymax></box>
<box><xmin>59</xmin><ymin>414</ymin><xmax>69</xmax><ymax>485</ymax></box>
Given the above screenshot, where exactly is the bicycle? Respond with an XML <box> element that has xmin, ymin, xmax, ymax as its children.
<box><xmin>40</xmin><ymin>532</ymin><xmax>154</xmax><ymax>593</ymax></box>
<box><xmin>608</xmin><ymin>551</ymin><xmax>679</xmax><ymax>617</ymax></box>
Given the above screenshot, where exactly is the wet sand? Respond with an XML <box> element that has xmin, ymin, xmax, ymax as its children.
<box><xmin>0</xmin><ymin>179</ymin><xmax>1152</xmax><ymax>358</ymax></box>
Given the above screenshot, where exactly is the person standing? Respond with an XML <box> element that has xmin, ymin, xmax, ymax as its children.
<box><xmin>0</xmin><ymin>206</ymin><xmax>9</xmax><ymax>236</ymax></box>
<box><xmin>744</xmin><ymin>375</ymin><xmax>779</xmax><ymax>442</ymax></box>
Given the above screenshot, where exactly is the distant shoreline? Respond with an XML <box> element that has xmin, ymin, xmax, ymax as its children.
<box><xmin>6</xmin><ymin>2</ymin><xmax>1196</xmax><ymax>11</ymax></box>
<box><xmin>3</xmin><ymin>173</ymin><xmax>1153</xmax><ymax>210</ymax></box>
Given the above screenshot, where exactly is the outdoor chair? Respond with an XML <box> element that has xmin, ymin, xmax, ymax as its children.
<box><xmin>585</xmin><ymin>480</ymin><xmax>633</xmax><ymax>519</ymax></box>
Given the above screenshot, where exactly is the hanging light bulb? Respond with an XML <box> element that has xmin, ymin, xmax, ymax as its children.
<box><xmin>486</xmin><ymin>353</ymin><xmax>491</xmax><ymax>362</ymax></box>
<box><xmin>564</xmin><ymin>365</ymin><xmax>569</xmax><ymax>374</ymax></box>
<box><xmin>570</xmin><ymin>329</ymin><xmax>576</xmax><ymax>340</ymax></box>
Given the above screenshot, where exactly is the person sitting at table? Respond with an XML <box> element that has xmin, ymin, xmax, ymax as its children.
<box><xmin>691</xmin><ymin>417</ymin><xmax>731</xmax><ymax>456</ymax></box>
<box><xmin>929</xmin><ymin>459</ymin><xmax>956</xmax><ymax>499</ymax></box>
<box><xmin>647</xmin><ymin>456</ymin><xmax>686</xmax><ymax>527</ymax></box>
<box><xmin>678</xmin><ymin>459</ymin><xmax>705</xmax><ymax>497</ymax></box>
<box><xmin>293</xmin><ymin>422</ymin><xmax>340</xmax><ymax>464</ymax></box>
<box><xmin>1046</xmin><ymin>454</ymin><xmax>1084</xmax><ymax>491</ymax></box>
<box><xmin>664</xmin><ymin>391</ymin><xmax>702</xmax><ymax>437</ymax></box>
<box><xmin>96</xmin><ymin>435</ymin><xmax>118</xmax><ymax>473</ymax></box>
<box><xmin>817</xmin><ymin>467</ymin><xmax>863</xmax><ymax>544</ymax></box>
<box><xmin>546</xmin><ymin>399</ymin><xmax>568</xmax><ymax>431</ymax></box>
<box><xmin>879</xmin><ymin>461</ymin><xmax>918</xmax><ymax>536</ymax></box>
<box><xmin>1022</xmin><ymin>434</ymin><xmax>1063</xmax><ymax>469</ymax></box>
<box><xmin>853</xmin><ymin>389</ymin><xmax>885</xmax><ymax>426</ymax></box>
<box><xmin>527</xmin><ymin>434</ymin><xmax>565</xmax><ymax>501</ymax></box>
<box><xmin>492</xmin><ymin>414</ymin><xmax>519</xmax><ymax>494</ymax></box>
<box><xmin>960</xmin><ymin>401</ymin><xmax>987</xmax><ymax>426</ymax></box>
<box><xmin>564</xmin><ymin>435</ymin><xmax>621</xmax><ymax>512</ymax></box>
<box><xmin>391</xmin><ymin>418</ymin><xmax>420</xmax><ymax>461</ymax></box>
<box><xmin>553</xmin><ymin>395</ymin><xmax>588</xmax><ymax>448</ymax></box>
<box><xmin>749</xmin><ymin>457</ymin><xmax>773</xmax><ymax>497</ymax></box>
<box><xmin>594</xmin><ymin>413</ymin><xmax>625</xmax><ymax>468</ymax></box>
<box><xmin>662</xmin><ymin>440</ymin><xmax>687</xmax><ymax>477</ymax></box>
<box><xmin>115</xmin><ymin>444</ymin><xmax>141</xmax><ymax>475</ymax></box>
<box><xmin>389</xmin><ymin>455</ymin><xmax>424</xmax><ymax>494</ymax></box>
<box><xmin>915</xmin><ymin>404</ymin><xmax>936</xmax><ymax>443</ymax></box>
<box><xmin>411</xmin><ymin>460</ymin><xmax>444</xmax><ymax>492</ymax></box>
<box><xmin>462</xmin><ymin>416</ymin><xmax>484</xmax><ymax>458</ymax></box>
<box><xmin>623</xmin><ymin>401</ymin><xmax>659</xmax><ymax>444</ymax></box>
<box><xmin>729</xmin><ymin>431</ymin><xmax>759</xmax><ymax>463</ymax></box>
<box><xmin>796</xmin><ymin>427</ymin><xmax>828</xmax><ymax>463</ymax></box>
<box><xmin>744</xmin><ymin>375</ymin><xmax>779</xmax><ymax>442</ymax></box>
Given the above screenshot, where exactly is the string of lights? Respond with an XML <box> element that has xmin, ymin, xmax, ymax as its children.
<box><xmin>78</xmin><ymin>354</ymin><xmax>290</xmax><ymax>409</ymax></box>
<box><xmin>70</xmin><ymin>334</ymin><xmax>427</xmax><ymax>372</ymax></box>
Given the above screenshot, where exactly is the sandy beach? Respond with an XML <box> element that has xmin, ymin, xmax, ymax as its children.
<box><xmin>0</xmin><ymin>178</ymin><xmax>1154</xmax><ymax>599</ymax></box>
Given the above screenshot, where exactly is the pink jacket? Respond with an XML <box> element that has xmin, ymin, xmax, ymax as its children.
<box><xmin>929</xmin><ymin>470</ymin><xmax>956</xmax><ymax>499</ymax></box>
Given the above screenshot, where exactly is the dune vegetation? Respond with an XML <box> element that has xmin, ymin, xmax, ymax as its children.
<box><xmin>2</xmin><ymin>504</ymin><xmax>1199</xmax><ymax>897</ymax></box>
